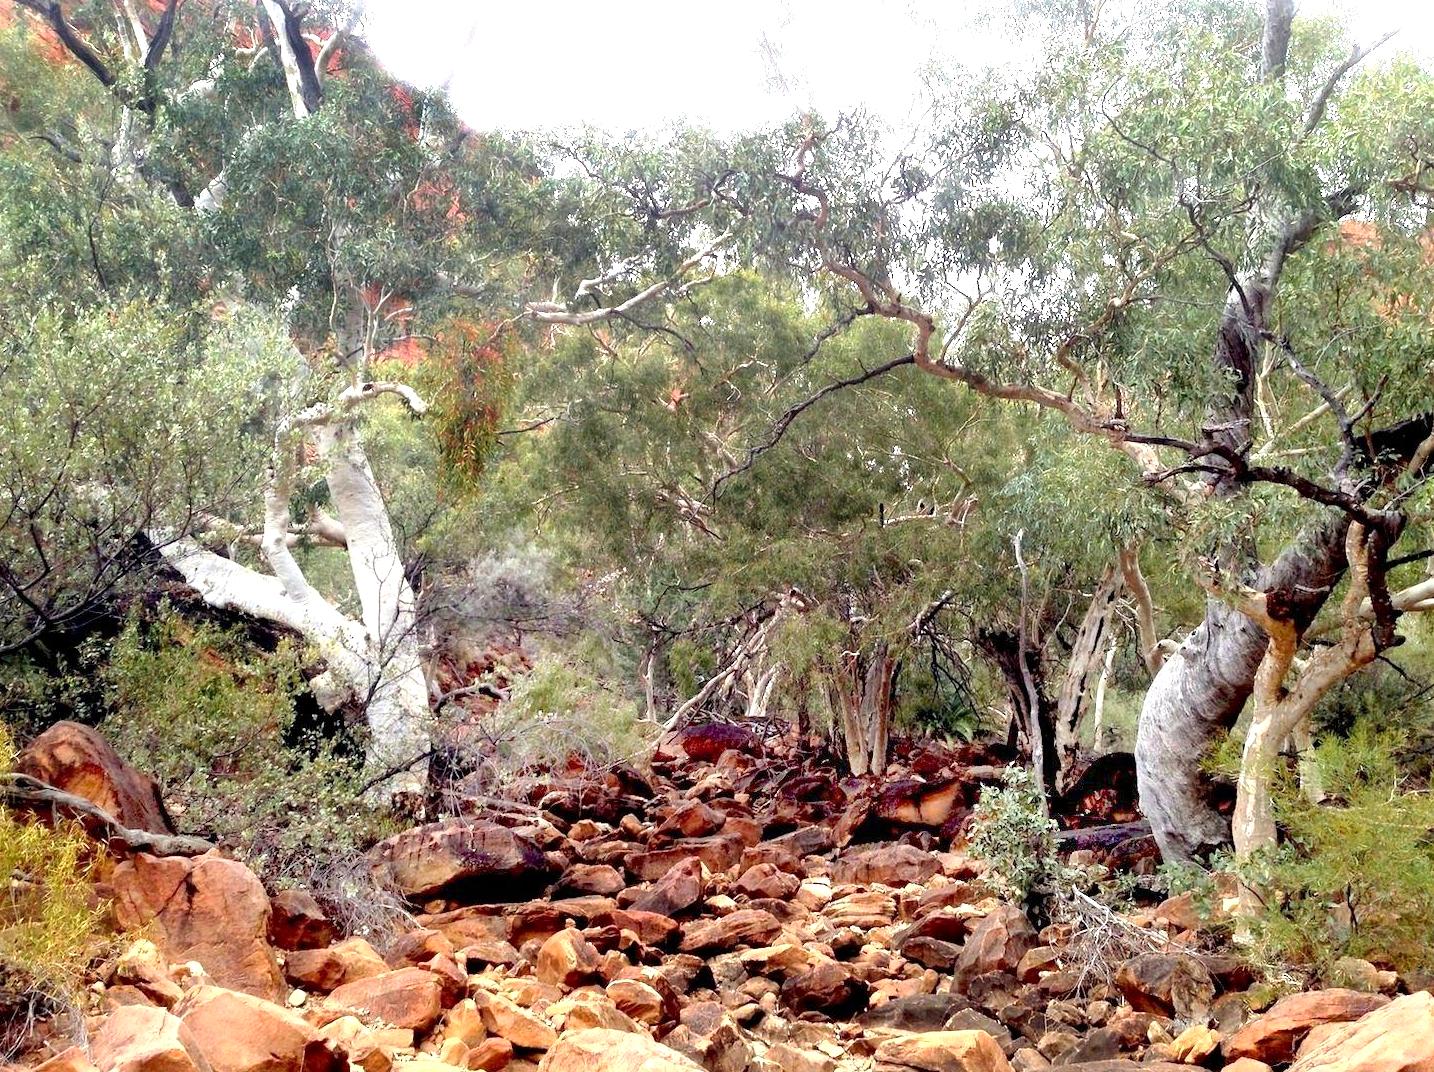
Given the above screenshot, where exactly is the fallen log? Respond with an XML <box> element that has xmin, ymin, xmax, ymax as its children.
<box><xmin>1053</xmin><ymin>819</ymin><xmax>1152</xmax><ymax>854</ymax></box>
<box><xmin>1</xmin><ymin>773</ymin><xmax>215</xmax><ymax>857</ymax></box>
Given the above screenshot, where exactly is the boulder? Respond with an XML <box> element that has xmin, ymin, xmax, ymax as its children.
<box><xmin>832</xmin><ymin>844</ymin><xmax>939</xmax><ymax>887</ymax></box>
<box><xmin>873</xmin><ymin>1030</ymin><xmax>1014</xmax><ymax>1072</ymax></box>
<box><xmin>328</xmin><ymin>968</ymin><xmax>445</xmax><ymax>1033</ymax></box>
<box><xmin>954</xmin><ymin>906</ymin><xmax>1036</xmax><ymax>991</ymax></box>
<box><xmin>90</xmin><ymin>1005</ymin><xmax>213</xmax><ymax>1072</ymax></box>
<box><xmin>678</xmin><ymin>909</ymin><xmax>782</xmax><ymax>953</ymax></box>
<box><xmin>175</xmin><ymin>986</ymin><xmax>325</xmax><ymax>1072</ymax></box>
<box><xmin>1225</xmin><ymin>988</ymin><xmax>1390</xmax><ymax>1065</ymax></box>
<box><xmin>665</xmin><ymin>724</ymin><xmax>758</xmax><ymax>764</ymax></box>
<box><xmin>111</xmin><ymin>852</ymin><xmax>283</xmax><ymax>1000</ymax></box>
<box><xmin>16</xmin><ymin>721</ymin><xmax>172</xmax><ymax>833</ymax></box>
<box><xmin>268</xmin><ymin>891</ymin><xmax>335</xmax><ymax>952</ymax></box>
<box><xmin>555</xmin><ymin>864</ymin><xmax>625</xmax><ymax>897</ymax></box>
<box><xmin>368</xmin><ymin>819</ymin><xmax>556</xmax><ymax>903</ymax></box>
<box><xmin>734</xmin><ymin>863</ymin><xmax>800</xmax><ymax>901</ymax></box>
<box><xmin>1114</xmin><ymin>953</ymin><xmax>1216</xmax><ymax>1020</ymax></box>
<box><xmin>535</xmin><ymin>928</ymin><xmax>601</xmax><ymax>988</ymax></box>
<box><xmin>538</xmin><ymin>1027</ymin><xmax>702</xmax><ymax>1071</ymax></box>
<box><xmin>606</xmin><ymin>978</ymin><xmax>666</xmax><ymax>1024</ymax></box>
<box><xmin>284</xmin><ymin>949</ymin><xmax>345</xmax><ymax>992</ymax></box>
<box><xmin>630</xmin><ymin>856</ymin><xmax>706</xmax><ymax>916</ymax></box>
<box><xmin>473</xmin><ymin>990</ymin><xmax>557</xmax><ymax>1051</ymax></box>
<box><xmin>662</xmin><ymin>1002</ymin><xmax>750</xmax><ymax>1072</ymax></box>
<box><xmin>625</xmin><ymin>835</ymin><xmax>743</xmax><ymax>883</ymax></box>
<box><xmin>467</xmin><ymin>1039</ymin><xmax>514</xmax><ymax>1071</ymax></box>
<box><xmin>1287</xmin><ymin>991</ymin><xmax>1434</xmax><ymax>1070</ymax></box>
<box><xmin>781</xmin><ymin>960</ymin><xmax>865</xmax><ymax>1015</ymax></box>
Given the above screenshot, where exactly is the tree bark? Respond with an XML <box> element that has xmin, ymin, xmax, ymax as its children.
<box><xmin>1054</xmin><ymin>564</ymin><xmax>1121</xmax><ymax>791</ymax></box>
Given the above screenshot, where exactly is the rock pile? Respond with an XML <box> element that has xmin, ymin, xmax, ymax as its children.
<box><xmin>10</xmin><ymin>724</ymin><xmax>1427</xmax><ymax>1072</ymax></box>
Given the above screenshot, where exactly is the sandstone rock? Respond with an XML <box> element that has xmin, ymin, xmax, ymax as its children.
<box><xmin>630</xmin><ymin>856</ymin><xmax>706</xmax><ymax>916</ymax></box>
<box><xmin>473</xmin><ymin>991</ymin><xmax>557</xmax><ymax>1051</ymax></box>
<box><xmin>873</xmin><ymin>1029</ymin><xmax>1013</xmax><ymax>1072</ymax></box>
<box><xmin>625</xmin><ymin>835</ymin><xmax>742</xmax><ymax>883</ymax></box>
<box><xmin>554</xmin><ymin>864</ymin><xmax>625</xmax><ymax>897</ymax></box>
<box><xmin>328</xmin><ymin>938</ymin><xmax>390</xmax><ymax>985</ymax></box>
<box><xmin>112</xmin><ymin>852</ymin><xmax>283</xmax><ymax>1000</ymax></box>
<box><xmin>606</xmin><ymin>979</ymin><xmax>666</xmax><ymax>1024</ymax></box>
<box><xmin>317</xmin><ymin>1015</ymin><xmax>405</xmax><ymax>1072</ymax></box>
<box><xmin>655</xmin><ymin>800</ymin><xmax>726</xmax><ymax>840</ymax></box>
<box><xmin>665</xmin><ymin>724</ymin><xmax>759</xmax><ymax>764</ymax></box>
<box><xmin>328</xmin><ymin>968</ymin><xmax>445</xmax><ymax>1032</ymax></box>
<box><xmin>734</xmin><ymin>862</ymin><xmax>800</xmax><ymax>901</ymax></box>
<box><xmin>859</xmin><ymin>994</ymin><xmax>971</xmax><ymax>1031</ymax></box>
<box><xmin>1224</xmin><ymin>988</ymin><xmax>1389</xmax><ymax>1065</ymax></box>
<box><xmin>1168</xmin><ymin>1023</ymin><xmax>1219</xmax><ymax>1063</ymax></box>
<box><xmin>368</xmin><ymin>819</ymin><xmax>556</xmax><ymax>903</ymax></box>
<box><xmin>175</xmin><ymin>986</ymin><xmax>324</xmax><ymax>1072</ymax></box>
<box><xmin>781</xmin><ymin>960</ymin><xmax>864</xmax><ymax>1015</ymax></box>
<box><xmin>268</xmin><ymin>891</ymin><xmax>335</xmax><ymax>952</ymax></box>
<box><xmin>284</xmin><ymin>948</ymin><xmax>345</xmax><ymax>992</ymax></box>
<box><xmin>1286</xmin><ymin>990</ymin><xmax>1434</xmax><ymax>1072</ymax></box>
<box><xmin>105</xmin><ymin>939</ymin><xmax>183</xmax><ymax>1008</ymax></box>
<box><xmin>1113</xmin><ymin>953</ymin><xmax>1215</xmax><ymax>1020</ymax></box>
<box><xmin>1222</xmin><ymin>1061</ymin><xmax>1274</xmax><ymax>1072</ymax></box>
<box><xmin>662</xmin><ymin>1002</ymin><xmax>750</xmax><ymax>1072</ymax></box>
<box><xmin>467</xmin><ymin>1038</ymin><xmax>514</xmax><ymax>1071</ymax></box>
<box><xmin>91</xmin><ymin>1005</ymin><xmax>213</xmax><ymax>1072</ymax></box>
<box><xmin>832</xmin><ymin>844</ymin><xmax>939</xmax><ymax>887</ymax></box>
<box><xmin>678</xmin><ymin>908</ymin><xmax>782</xmax><ymax>953</ymax></box>
<box><xmin>17</xmin><ymin>721</ymin><xmax>172</xmax><ymax>833</ymax></box>
<box><xmin>33</xmin><ymin>1047</ymin><xmax>100</xmax><ymax>1072</ymax></box>
<box><xmin>537</xmin><ymin>1028</ymin><xmax>700</xmax><ymax>1072</ymax></box>
<box><xmin>954</xmin><ymin>906</ymin><xmax>1036</xmax><ymax>992</ymax></box>
<box><xmin>535</xmin><ymin>928</ymin><xmax>601</xmax><ymax>989</ymax></box>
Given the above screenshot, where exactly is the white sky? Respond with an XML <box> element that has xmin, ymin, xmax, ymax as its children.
<box><xmin>360</xmin><ymin>0</ymin><xmax>1434</xmax><ymax>133</ymax></box>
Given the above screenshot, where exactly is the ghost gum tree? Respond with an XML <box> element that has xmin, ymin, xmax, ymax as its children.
<box><xmin>0</xmin><ymin>0</ymin><xmax>706</xmax><ymax>794</ymax></box>
<box><xmin>535</xmin><ymin>0</ymin><xmax>1434</xmax><ymax>854</ymax></box>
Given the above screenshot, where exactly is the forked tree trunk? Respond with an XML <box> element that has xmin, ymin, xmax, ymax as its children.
<box><xmin>832</xmin><ymin>642</ymin><xmax>896</xmax><ymax>777</ymax></box>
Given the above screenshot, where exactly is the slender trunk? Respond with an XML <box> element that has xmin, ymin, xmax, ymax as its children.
<box><xmin>1054</xmin><ymin>564</ymin><xmax>1121</xmax><ymax>791</ymax></box>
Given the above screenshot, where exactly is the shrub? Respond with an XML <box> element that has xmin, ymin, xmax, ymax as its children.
<box><xmin>0</xmin><ymin>722</ymin><xmax>106</xmax><ymax>1053</ymax></box>
<box><xmin>1233</xmin><ymin>720</ymin><xmax>1434</xmax><ymax>979</ymax></box>
<box><xmin>969</xmin><ymin>765</ymin><xmax>1067</xmax><ymax>915</ymax></box>
<box><xmin>99</xmin><ymin>605</ymin><xmax>390</xmax><ymax>886</ymax></box>
<box><xmin>458</xmin><ymin>652</ymin><xmax>653</xmax><ymax>793</ymax></box>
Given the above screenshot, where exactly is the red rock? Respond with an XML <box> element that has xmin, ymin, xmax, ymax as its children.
<box><xmin>873</xmin><ymin>1029</ymin><xmax>1013</xmax><ymax>1072</ymax></box>
<box><xmin>1114</xmin><ymin>953</ymin><xmax>1215</xmax><ymax>1019</ymax></box>
<box><xmin>387</xmin><ymin>928</ymin><xmax>454</xmax><ymax>967</ymax></box>
<box><xmin>665</xmin><ymin>724</ymin><xmax>758</xmax><ymax>764</ymax></box>
<box><xmin>17</xmin><ymin>721</ymin><xmax>172</xmax><ymax>834</ymax></box>
<box><xmin>368</xmin><ymin>819</ymin><xmax>556</xmax><ymax>902</ymax></box>
<box><xmin>625</xmin><ymin>835</ymin><xmax>742</xmax><ymax>883</ymax></box>
<box><xmin>595</xmin><ymin>908</ymin><xmax>679</xmax><ymax>946</ymax></box>
<box><xmin>112</xmin><ymin>852</ymin><xmax>283</xmax><ymax>1000</ymax></box>
<box><xmin>606</xmin><ymin>979</ymin><xmax>666</xmax><ymax>1024</ymax></box>
<box><xmin>678</xmin><ymin>909</ymin><xmax>782</xmax><ymax>953</ymax></box>
<box><xmin>284</xmin><ymin>948</ymin><xmax>345</xmax><ymax>992</ymax></box>
<box><xmin>327</xmin><ymin>938</ymin><xmax>390</xmax><ymax>985</ymax></box>
<box><xmin>90</xmin><ymin>1005</ymin><xmax>213</xmax><ymax>1072</ymax></box>
<box><xmin>832</xmin><ymin>844</ymin><xmax>939</xmax><ymax>887</ymax></box>
<box><xmin>655</xmin><ymin>800</ymin><xmax>726</xmax><ymax>840</ymax></box>
<box><xmin>781</xmin><ymin>960</ymin><xmax>864</xmax><ymax>1015</ymax></box>
<box><xmin>662</xmin><ymin>1003</ymin><xmax>750</xmax><ymax>1072</ymax></box>
<box><xmin>537</xmin><ymin>1027</ymin><xmax>700</xmax><ymax>1071</ymax></box>
<box><xmin>473</xmin><ymin>991</ymin><xmax>556</xmax><ymax>1050</ymax></box>
<box><xmin>467</xmin><ymin>1038</ymin><xmax>513</xmax><ymax>1071</ymax></box>
<box><xmin>954</xmin><ymin>905</ymin><xmax>1036</xmax><ymax>991</ymax></box>
<box><xmin>1224</xmin><ymin>988</ymin><xmax>1389</xmax><ymax>1065</ymax></box>
<box><xmin>175</xmin><ymin>986</ymin><xmax>326</xmax><ymax>1072</ymax></box>
<box><xmin>555</xmin><ymin>864</ymin><xmax>625</xmax><ymax>896</ymax></box>
<box><xmin>328</xmin><ymin>968</ymin><xmax>445</xmax><ymax>1032</ymax></box>
<box><xmin>734</xmin><ymin>863</ymin><xmax>800</xmax><ymax>901</ymax></box>
<box><xmin>268</xmin><ymin>891</ymin><xmax>335</xmax><ymax>952</ymax></box>
<box><xmin>33</xmin><ymin>1047</ymin><xmax>99</xmax><ymax>1072</ymax></box>
<box><xmin>629</xmin><ymin>857</ymin><xmax>706</xmax><ymax>916</ymax></box>
<box><xmin>535</xmin><ymin>928</ymin><xmax>601</xmax><ymax>988</ymax></box>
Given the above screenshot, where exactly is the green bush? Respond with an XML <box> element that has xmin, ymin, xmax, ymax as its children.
<box><xmin>969</xmin><ymin>766</ymin><xmax>1067</xmax><ymax>914</ymax></box>
<box><xmin>1234</xmin><ymin>720</ymin><xmax>1434</xmax><ymax>979</ymax></box>
<box><xmin>0</xmin><ymin>723</ymin><xmax>106</xmax><ymax>1050</ymax></box>
<box><xmin>467</xmin><ymin>652</ymin><xmax>653</xmax><ymax>790</ymax></box>
<box><xmin>100</xmin><ymin>606</ymin><xmax>389</xmax><ymax>886</ymax></box>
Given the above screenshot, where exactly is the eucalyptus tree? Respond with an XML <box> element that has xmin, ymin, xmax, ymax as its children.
<box><xmin>639</xmin><ymin>0</ymin><xmax>1434</xmax><ymax>859</ymax></box>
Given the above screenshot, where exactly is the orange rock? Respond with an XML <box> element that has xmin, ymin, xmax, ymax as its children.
<box><xmin>472</xmin><ymin>991</ymin><xmax>556</xmax><ymax>1051</ymax></box>
<box><xmin>90</xmin><ymin>1005</ymin><xmax>213</xmax><ymax>1072</ymax></box>
<box><xmin>328</xmin><ymin>938</ymin><xmax>390</xmax><ymax>986</ymax></box>
<box><xmin>368</xmin><ymin>820</ymin><xmax>555</xmax><ymax>902</ymax></box>
<box><xmin>1288</xmin><ymin>991</ymin><xmax>1434</xmax><ymax>1071</ymax></box>
<box><xmin>832</xmin><ymin>844</ymin><xmax>940</xmax><ymax>887</ymax></box>
<box><xmin>111</xmin><ymin>852</ymin><xmax>283</xmax><ymax>1000</ymax></box>
<box><xmin>268</xmin><ymin>891</ymin><xmax>335</xmax><ymax>952</ymax></box>
<box><xmin>175</xmin><ymin>985</ymin><xmax>324</xmax><ymax>1072</ymax></box>
<box><xmin>953</xmin><ymin>906</ymin><xmax>1036</xmax><ymax>992</ymax></box>
<box><xmin>33</xmin><ymin>1046</ymin><xmax>99</xmax><ymax>1072</ymax></box>
<box><xmin>328</xmin><ymin>968</ymin><xmax>445</xmax><ymax>1033</ymax></box>
<box><xmin>677</xmin><ymin>909</ymin><xmax>781</xmax><ymax>953</ymax></box>
<box><xmin>873</xmin><ymin>1029</ymin><xmax>1013</xmax><ymax>1072</ymax></box>
<box><xmin>535</xmin><ymin>928</ymin><xmax>601</xmax><ymax>989</ymax></box>
<box><xmin>17</xmin><ymin>721</ymin><xmax>172</xmax><ymax>834</ymax></box>
<box><xmin>605</xmin><ymin>979</ymin><xmax>665</xmax><ymax>1024</ymax></box>
<box><xmin>466</xmin><ymin>1038</ymin><xmax>513</xmax><ymax>1071</ymax></box>
<box><xmin>1224</xmin><ymin>988</ymin><xmax>1389</xmax><ymax>1065</ymax></box>
<box><xmin>537</xmin><ymin>1027</ymin><xmax>702</xmax><ymax>1071</ymax></box>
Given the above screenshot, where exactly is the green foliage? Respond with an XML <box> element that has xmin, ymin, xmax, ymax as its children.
<box><xmin>1235</xmin><ymin>722</ymin><xmax>1434</xmax><ymax>978</ymax></box>
<box><xmin>969</xmin><ymin>766</ymin><xmax>1067</xmax><ymax>909</ymax></box>
<box><xmin>100</xmin><ymin>606</ymin><xmax>387</xmax><ymax>885</ymax></box>
<box><xmin>0</xmin><ymin>723</ymin><xmax>106</xmax><ymax>1042</ymax></box>
<box><xmin>471</xmin><ymin>653</ymin><xmax>654</xmax><ymax>789</ymax></box>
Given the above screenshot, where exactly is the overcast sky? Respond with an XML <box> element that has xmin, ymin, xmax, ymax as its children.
<box><xmin>360</xmin><ymin>0</ymin><xmax>1434</xmax><ymax>134</ymax></box>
